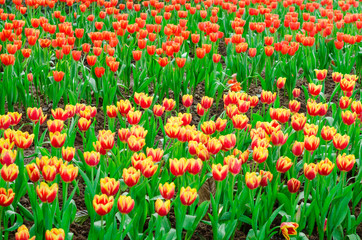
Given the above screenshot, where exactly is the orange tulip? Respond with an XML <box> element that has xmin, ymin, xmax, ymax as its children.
<box><xmin>155</xmin><ymin>199</ymin><xmax>171</xmax><ymax>216</ymax></box>
<box><xmin>280</xmin><ymin>222</ymin><xmax>298</xmax><ymax>240</ymax></box>
<box><xmin>276</xmin><ymin>157</ymin><xmax>293</xmax><ymax>173</ymax></box>
<box><xmin>336</xmin><ymin>154</ymin><xmax>355</xmax><ymax>172</ymax></box>
<box><xmin>100</xmin><ymin>177</ymin><xmax>120</xmax><ymax>196</ymax></box>
<box><xmin>332</xmin><ymin>133</ymin><xmax>349</xmax><ymax>151</ymax></box>
<box><xmin>287</xmin><ymin>178</ymin><xmax>300</xmax><ymax>193</ymax></box>
<box><xmin>117</xmin><ymin>195</ymin><xmax>134</xmax><ymax>214</ymax></box>
<box><xmin>317</xmin><ymin>158</ymin><xmax>334</xmax><ymax>176</ymax></box>
<box><xmin>212</xmin><ymin>163</ymin><xmax>228</xmax><ymax>181</ymax></box>
<box><xmin>59</xmin><ymin>164</ymin><xmax>78</xmax><ymax>183</ymax></box>
<box><xmin>15</xmin><ymin>225</ymin><xmax>35</xmax><ymax>240</ymax></box>
<box><xmin>159</xmin><ymin>182</ymin><xmax>175</xmax><ymax>200</ymax></box>
<box><xmin>26</xmin><ymin>163</ymin><xmax>40</xmax><ymax>182</ymax></box>
<box><xmin>36</xmin><ymin>182</ymin><xmax>58</xmax><ymax>203</ymax></box>
<box><xmin>260</xmin><ymin>170</ymin><xmax>273</xmax><ymax>187</ymax></box>
<box><xmin>1</xmin><ymin>163</ymin><xmax>18</xmax><ymax>182</ymax></box>
<box><xmin>45</xmin><ymin>228</ymin><xmax>65</xmax><ymax>240</ymax></box>
<box><xmin>0</xmin><ymin>188</ymin><xmax>15</xmax><ymax>207</ymax></box>
<box><xmin>180</xmin><ymin>186</ymin><xmax>197</xmax><ymax>206</ymax></box>
<box><xmin>245</xmin><ymin>172</ymin><xmax>261</xmax><ymax>189</ymax></box>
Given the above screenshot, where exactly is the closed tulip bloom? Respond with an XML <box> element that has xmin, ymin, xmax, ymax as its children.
<box><xmin>245</xmin><ymin>172</ymin><xmax>261</xmax><ymax>189</ymax></box>
<box><xmin>15</xmin><ymin>225</ymin><xmax>35</xmax><ymax>240</ymax></box>
<box><xmin>1</xmin><ymin>164</ymin><xmax>18</xmax><ymax>182</ymax></box>
<box><xmin>260</xmin><ymin>170</ymin><xmax>273</xmax><ymax>187</ymax></box>
<box><xmin>84</xmin><ymin>151</ymin><xmax>100</xmax><ymax>167</ymax></box>
<box><xmin>146</xmin><ymin>147</ymin><xmax>163</xmax><ymax>162</ymax></box>
<box><xmin>26</xmin><ymin>163</ymin><xmax>40</xmax><ymax>182</ymax></box>
<box><xmin>187</xmin><ymin>158</ymin><xmax>203</xmax><ymax>175</ymax></box>
<box><xmin>276</xmin><ymin>157</ymin><xmax>293</xmax><ymax>173</ymax></box>
<box><xmin>321</xmin><ymin>126</ymin><xmax>336</xmax><ymax>141</ymax></box>
<box><xmin>59</xmin><ymin>164</ymin><xmax>78</xmax><ymax>183</ymax></box>
<box><xmin>304</xmin><ymin>163</ymin><xmax>317</xmax><ymax>180</ymax></box>
<box><xmin>36</xmin><ymin>182</ymin><xmax>58</xmax><ymax>203</ymax></box>
<box><xmin>332</xmin><ymin>133</ymin><xmax>349</xmax><ymax>151</ymax></box>
<box><xmin>122</xmin><ymin>167</ymin><xmax>140</xmax><ymax>187</ymax></box>
<box><xmin>280</xmin><ymin>222</ymin><xmax>298</xmax><ymax>240</ymax></box>
<box><xmin>53</xmin><ymin>71</ymin><xmax>65</xmax><ymax>82</ymax></box>
<box><xmin>308</xmin><ymin>83</ymin><xmax>322</xmax><ymax>97</ymax></box>
<box><xmin>223</xmin><ymin>155</ymin><xmax>242</xmax><ymax>175</ymax></box>
<box><xmin>8</xmin><ymin>112</ymin><xmax>22</xmax><ymax>126</ymax></box>
<box><xmin>201</xmin><ymin>120</ymin><xmax>216</xmax><ymax>135</ymax></box>
<box><xmin>45</xmin><ymin>228</ymin><xmax>65</xmax><ymax>240</ymax></box>
<box><xmin>100</xmin><ymin>177</ymin><xmax>120</xmax><ymax>196</ymax></box>
<box><xmin>317</xmin><ymin>158</ymin><xmax>334</xmax><ymax>176</ymax></box>
<box><xmin>47</xmin><ymin>119</ymin><xmax>64</xmax><ymax>133</ymax></box>
<box><xmin>163</xmin><ymin>98</ymin><xmax>176</xmax><ymax>111</ymax></box>
<box><xmin>291</xmin><ymin>113</ymin><xmax>306</xmax><ymax>131</ymax></box>
<box><xmin>0</xmin><ymin>115</ymin><xmax>10</xmax><ymax>130</ymax></box>
<box><xmin>159</xmin><ymin>182</ymin><xmax>175</xmax><ymax>200</ymax></box>
<box><xmin>62</xmin><ymin>147</ymin><xmax>75</xmax><ymax>162</ymax></box>
<box><xmin>180</xmin><ymin>186</ymin><xmax>197</xmax><ymax>206</ymax></box>
<box><xmin>304</xmin><ymin>135</ymin><xmax>320</xmax><ymax>153</ymax></box>
<box><xmin>252</xmin><ymin>146</ymin><xmax>268</xmax><ymax>163</ymax></box>
<box><xmin>117</xmin><ymin>195</ymin><xmax>134</xmax><ymax>214</ymax></box>
<box><xmin>170</xmin><ymin>158</ymin><xmax>187</xmax><ymax>177</ymax></box>
<box><xmin>271</xmin><ymin>130</ymin><xmax>288</xmax><ymax>146</ymax></box>
<box><xmin>140</xmin><ymin>159</ymin><xmax>158</xmax><ymax>178</ymax></box>
<box><xmin>292</xmin><ymin>88</ymin><xmax>301</xmax><ymax>98</ymax></box>
<box><xmin>231</xmin><ymin>114</ymin><xmax>249</xmax><ymax>130</ymax></box>
<box><xmin>215</xmin><ymin>118</ymin><xmax>227</xmax><ymax>132</ymax></box>
<box><xmin>106</xmin><ymin>105</ymin><xmax>118</xmax><ymax>118</ymax></box>
<box><xmin>341</xmin><ymin>110</ymin><xmax>357</xmax><ymax>125</ymax></box>
<box><xmin>127</xmin><ymin>111</ymin><xmax>142</xmax><ymax>125</ymax></box>
<box><xmin>339</xmin><ymin>96</ymin><xmax>352</xmax><ymax>109</ymax></box>
<box><xmin>0</xmin><ymin>188</ymin><xmax>15</xmax><ymax>207</ymax></box>
<box><xmin>303</xmin><ymin>123</ymin><xmax>318</xmax><ymax>136</ymax></box>
<box><xmin>98</xmin><ymin>130</ymin><xmax>115</xmax><ymax>150</ymax></box>
<box><xmin>182</xmin><ymin>95</ymin><xmax>193</xmax><ymax>108</ymax></box>
<box><xmin>212</xmin><ymin>164</ymin><xmax>228</xmax><ymax>181</ymax></box>
<box><xmin>118</xmin><ymin>128</ymin><xmax>131</xmax><ymax>143</ymax></box>
<box><xmin>219</xmin><ymin>134</ymin><xmax>236</xmax><ymax>151</ymax></box>
<box><xmin>336</xmin><ymin>154</ymin><xmax>355</xmax><ymax>172</ymax></box>
<box><xmin>289</xmin><ymin>100</ymin><xmax>301</xmax><ymax>113</ymax></box>
<box><xmin>153</xmin><ymin>105</ymin><xmax>165</xmax><ymax>117</ymax></box>
<box><xmin>42</xmin><ymin>165</ymin><xmax>57</xmax><ymax>182</ymax></box>
<box><xmin>93</xmin><ymin>194</ymin><xmax>114</xmax><ymax>216</ymax></box>
<box><xmin>207</xmin><ymin>138</ymin><xmax>222</xmax><ymax>155</ymax></box>
<box><xmin>0</xmin><ymin>149</ymin><xmax>17</xmax><ymax>165</ymax></box>
<box><xmin>155</xmin><ymin>199</ymin><xmax>171</xmax><ymax>216</ymax></box>
<box><xmin>314</xmin><ymin>69</ymin><xmax>327</xmax><ymax>81</ymax></box>
<box><xmin>14</xmin><ymin>131</ymin><xmax>34</xmax><ymax>149</ymax></box>
<box><xmin>276</xmin><ymin>77</ymin><xmax>286</xmax><ymax>89</ymax></box>
<box><xmin>50</xmin><ymin>132</ymin><xmax>66</xmax><ymax>148</ymax></box>
<box><xmin>292</xmin><ymin>141</ymin><xmax>304</xmax><ymax>157</ymax></box>
<box><xmin>287</xmin><ymin>178</ymin><xmax>300</xmax><ymax>193</ymax></box>
<box><xmin>127</xmin><ymin>135</ymin><xmax>145</xmax><ymax>152</ymax></box>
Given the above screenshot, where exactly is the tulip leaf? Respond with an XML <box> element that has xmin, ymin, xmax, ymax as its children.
<box><xmin>3</xmin><ymin>210</ymin><xmax>23</xmax><ymax>232</ymax></box>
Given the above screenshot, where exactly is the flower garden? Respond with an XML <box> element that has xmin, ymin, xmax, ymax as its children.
<box><xmin>0</xmin><ymin>0</ymin><xmax>362</xmax><ymax>239</ymax></box>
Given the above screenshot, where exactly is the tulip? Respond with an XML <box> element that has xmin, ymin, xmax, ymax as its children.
<box><xmin>314</xmin><ymin>69</ymin><xmax>327</xmax><ymax>81</ymax></box>
<box><xmin>159</xmin><ymin>182</ymin><xmax>175</xmax><ymax>200</ymax></box>
<box><xmin>321</xmin><ymin>126</ymin><xmax>336</xmax><ymax>141</ymax></box>
<box><xmin>245</xmin><ymin>172</ymin><xmax>261</xmax><ymax>189</ymax></box>
<box><xmin>187</xmin><ymin>158</ymin><xmax>203</xmax><ymax>175</ymax></box>
<box><xmin>84</xmin><ymin>151</ymin><xmax>100</xmax><ymax>167</ymax></box>
<box><xmin>271</xmin><ymin>130</ymin><xmax>288</xmax><ymax>146</ymax></box>
<box><xmin>15</xmin><ymin>225</ymin><xmax>35</xmax><ymax>240</ymax></box>
<box><xmin>0</xmin><ymin>149</ymin><xmax>16</xmax><ymax>165</ymax></box>
<box><xmin>50</xmin><ymin>132</ymin><xmax>66</xmax><ymax>148</ymax></box>
<box><xmin>219</xmin><ymin>134</ymin><xmax>236</xmax><ymax>151</ymax></box>
<box><xmin>155</xmin><ymin>199</ymin><xmax>171</xmax><ymax>216</ymax></box>
<box><xmin>170</xmin><ymin>158</ymin><xmax>187</xmax><ymax>177</ymax></box>
<box><xmin>304</xmin><ymin>135</ymin><xmax>320</xmax><ymax>153</ymax></box>
<box><xmin>45</xmin><ymin>228</ymin><xmax>65</xmax><ymax>240</ymax></box>
<box><xmin>280</xmin><ymin>222</ymin><xmax>298</xmax><ymax>240</ymax></box>
<box><xmin>61</xmin><ymin>147</ymin><xmax>75</xmax><ymax>162</ymax></box>
<box><xmin>1</xmin><ymin>163</ymin><xmax>18</xmax><ymax>182</ymax></box>
<box><xmin>14</xmin><ymin>131</ymin><xmax>34</xmax><ymax>149</ymax></box>
<box><xmin>140</xmin><ymin>159</ymin><xmax>158</xmax><ymax>178</ymax></box>
<box><xmin>122</xmin><ymin>167</ymin><xmax>140</xmax><ymax>187</ymax></box>
<box><xmin>332</xmin><ymin>133</ymin><xmax>350</xmax><ymax>151</ymax></box>
<box><xmin>93</xmin><ymin>194</ymin><xmax>114</xmax><ymax>216</ymax></box>
<box><xmin>212</xmin><ymin>164</ymin><xmax>228</xmax><ymax>181</ymax></box>
<box><xmin>291</xmin><ymin>141</ymin><xmax>304</xmax><ymax>157</ymax></box>
<box><xmin>201</xmin><ymin>120</ymin><xmax>216</xmax><ymax>135</ymax></box>
<box><xmin>180</xmin><ymin>186</ymin><xmax>197</xmax><ymax>206</ymax></box>
<box><xmin>336</xmin><ymin>154</ymin><xmax>355</xmax><ymax>172</ymax></box>
<box><xmin>252</xmin><ymin>146</ymin><xmax>268</xmax><ymax>163</ymax></box>
<box><xmin>26</xmin><ymin>163</ymin><xmax>40</xmax><ymax>182</ymax></box>
<box><xmin>59</xmin><ymin>164</ymin><xmax>78</xmax><ymax>183</ymax></box>
<box><xmin>36</xmin><ymin>182</ymin><xmax>58</xmax><ymax>203</ymax></box>
<box><xmin>260</xmin><ymin>170</ymin><xmax>273</xmax><ymax>187</ymax></box>
<box><xmin>117</xmin><ymin>195</ymin><xmax>134</xmax><ymax>214</ymax></box>
<box><xmin>287</xmin><ymin>178</ymin><xmax>300</xmax><ymax>193</ymax></box>
<box><xmin>100</xmin><ymin>177</ymin><xmax>120</xmax><ymax>196</ymax></box>
<box><xmin>276</xmin><ymin>157</ymin><xmax>293</xmax><ymax>173</ymax></box>
<box><xmin>317</xmin><ymin>158</ymin><xmax>334</xmax><ymax>176</ymax></box>
<box><xmin>304</xmin><ymin>163</ymin><xmax>317</xmax><ymax>180</ymax></box>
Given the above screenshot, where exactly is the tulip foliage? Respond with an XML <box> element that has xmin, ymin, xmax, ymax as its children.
<box><xmin>0</xmin><ymin>0</ymin><xmax>362</xmax><ymax>239</ymax></box>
